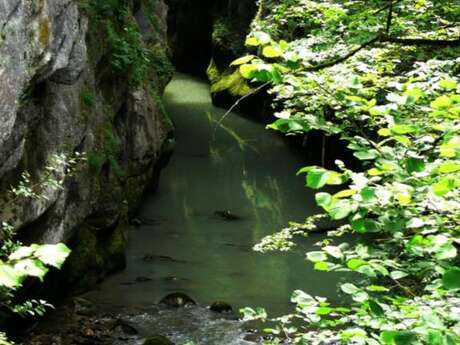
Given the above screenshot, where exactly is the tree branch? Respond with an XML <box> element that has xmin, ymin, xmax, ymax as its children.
<box><xmin>386</xmin><ymin>1</ymin><xmax>394</xmax><ymax>34</ymax></box>
<box><xmin>381</xmin><ymin>36</ymin><xmax>460</xmax><ymax>46</ymax></box>
<box><xmin>213</xmin><ymin>82</ymin><xmax>269</xmax><ymax>132</ymax></box>
<box><xmin>305</xmin><ymin>36</ymin><xmax>380</xmax><ymax>72</ymax></box>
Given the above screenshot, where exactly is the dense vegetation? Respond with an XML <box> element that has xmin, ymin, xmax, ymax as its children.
<box><xmin>0</xmin><ymin>154</ymin><xmax>83</xmax><ymax>344</ymax></box>
<box><xmin>236</xmin><ymin>1</ymin><xmax>460</xmax><ymax>344</ymax></box>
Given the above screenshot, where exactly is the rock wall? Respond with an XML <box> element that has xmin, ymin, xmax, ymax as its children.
<box><xmin>0</xmin><ymin>0</ymin><xmax>174</xmax><ymax>292</ymax></box>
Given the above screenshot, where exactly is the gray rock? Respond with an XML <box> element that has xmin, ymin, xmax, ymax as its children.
<box><xmin>0</xmin><ymin>0</ymin><xmax>174</xmax><ymax>293</ymax></box>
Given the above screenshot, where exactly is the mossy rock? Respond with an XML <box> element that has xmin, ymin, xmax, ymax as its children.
<box><xmin>159</xmin><ymin>292</ymin><xmax>196</xmax><ymax>307</ymax></box>
<box><xmin>143</xmin><ymin>335</ymin><xmax>174</xmax><ymax>345</ymax></box>
<box><xmin>210</xmin><ymin>301</ymin><xmax>233</xmax><ymax>313</ymax></box>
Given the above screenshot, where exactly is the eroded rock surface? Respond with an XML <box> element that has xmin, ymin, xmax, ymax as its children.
<box><xmin>0</xmin><ymin>0</ymin><xmax>174</xmax><ymax>292</ymax></box>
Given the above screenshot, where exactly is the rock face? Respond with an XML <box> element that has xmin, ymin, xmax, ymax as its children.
<box><xmin>0</xmin><ymin>0</ymin><xmax>174</xmax><ymax>292</ymax></box>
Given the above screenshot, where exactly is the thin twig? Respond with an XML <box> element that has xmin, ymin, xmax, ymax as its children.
<box><xmin>212</xmin><ymin>82</ymin><xmax>270</xmax><ymax>135</ymax></box>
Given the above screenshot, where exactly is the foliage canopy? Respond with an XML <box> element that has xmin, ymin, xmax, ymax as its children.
<box><xmin>237</xmin><ymin>1</ymin><xmax>460</xmax><ymax>344</ymax></box>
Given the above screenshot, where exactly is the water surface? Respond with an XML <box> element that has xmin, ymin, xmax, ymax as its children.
<box><xmin>85</xmin><ymin>73</ymin><xmax>342</xmax><ymax>344</ymax></box>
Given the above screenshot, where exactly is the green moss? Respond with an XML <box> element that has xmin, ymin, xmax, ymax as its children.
<box><xmin>208</xmin><ymin>59</ymin><xmax>252</xmax><ymax>97</ymax></box>
<box><xmin>149</xmin><ymin>45</ymin><xmax>175</xmax><ymax>90</ymax></box>
<box><xmin>86</xmin><ymin>151</ymin><xmax>106</xmax><ymax>173</ymax></box>
<box><xmin>63</xmin><ymin>227</ymin><xmax>100</xmax><ymax>289</ymax></box>
<box><xmin>143</xmin><ymin>335</ymin><xmax>174</xmax><ymax>345</ymax></box>
<box><xmin>63</xmin><ymin>223</ymin><xmax>127</xmax><ymax>292</ymax></box>
<box><xmin>38</xmin><ymin>17</ymin><xmax>50</xmax><ymax>46</ymax></box>
<box><xmin>81</xmin><ymin>90</ymin><xmax>95</xmax><ymax>108</ymax></box>
<box><xmin>207</xmin><ymin>58</ymin><xmax>222</xmax><ymax>84</ymax></box>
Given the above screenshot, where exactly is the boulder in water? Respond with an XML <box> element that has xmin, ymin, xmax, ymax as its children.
<box><xmin>143</xmin><ymin>335</ymin><xmax>174</xmax><ymax>345</ymax></box>
<box><xmin>159</xmin><ymin>292</ymin><xmax>196</xmax><ymax>307</ymax></box>
<box><xmin>210</xmin><ymin>301</ymin><xmax>233</xmax><ymax>313</ymax></box>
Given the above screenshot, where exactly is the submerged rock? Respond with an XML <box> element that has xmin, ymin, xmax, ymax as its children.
<box><xmin>159</xmin><ymin>293</ymin><xmax>196</xmax><ymax>307</ymax></box>
<box><xmin>142</xmin><ymin>255</ymin><xmax>186</xmax><ymax>263</ymax></box>
<box><xmin>143</xmin><ymin>335</ymin><xmax>174</xmax><ymax>345</ymax></box>
<box><xmin>210</xmin><ymin>301</ymin><xmax>233</xmax><ymax>313</ymax></box>
<box><xmin>214</xmin><ymin>210</ymin><xmax>241</xmax><ymax>221</ymax></box>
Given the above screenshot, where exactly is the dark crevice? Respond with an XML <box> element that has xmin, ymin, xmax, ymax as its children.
<box><xmin>165</xmin><ymin>0</ymin><xmax>214</xmax><ymax>76</ymax></box>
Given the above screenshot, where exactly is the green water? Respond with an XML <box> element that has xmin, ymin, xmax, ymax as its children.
<box><xmin>85</xmin><ymin>73</ymin><xmax>342</xmax><ymax>343</ymax></box>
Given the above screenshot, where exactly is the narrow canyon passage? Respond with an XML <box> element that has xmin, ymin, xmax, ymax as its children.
<box><xmin>80</xmin><ymin>74</ymin><xmax>343</xmax><ymax>344</ymax></box>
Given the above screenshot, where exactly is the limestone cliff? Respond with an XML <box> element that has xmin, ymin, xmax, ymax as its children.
<box><xmin>0</xmin><ymin>0</ymin><xmax>174</xmax><ymax>292</ymax></box>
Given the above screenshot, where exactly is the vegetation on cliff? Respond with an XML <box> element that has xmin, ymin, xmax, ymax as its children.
<box><xmin>236</xmin><ymin>1</ymin><xmax>460</xmax><ymax>344</ymax></box>
<box><xmin>0</xmin><ymin>154</ymin><xmax>85</xmax><ymax>344</ymax></box>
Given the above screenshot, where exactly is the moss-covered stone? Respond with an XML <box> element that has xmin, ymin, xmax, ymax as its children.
<box><xmin>143</xmin><ymin>335</ymin><xmax>174</xmax><ymax>345</ymax></box>
<box><xmin>62</xmin><ymin>223</ymin><xmax>127</xmax><ymax>293</ymax></box>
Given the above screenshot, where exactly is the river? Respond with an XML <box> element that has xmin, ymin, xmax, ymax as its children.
<box><xmin>83</xmin><ymin>73</ymin><xmax>342</xmax><ymax>344</ymax></box>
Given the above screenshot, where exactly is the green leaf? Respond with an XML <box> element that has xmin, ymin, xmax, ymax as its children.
<box><xmin>245</xmin><ymin>36</ymin><xmax>260</xmax><ymax>46</ymax></box>
<box><xmin>230</xmin><ymin>55</ymin><xmax>255</xmax><ymax>66</ymax></box>
<box><xmin>353</xmin><ymin>150</ymin><xmax>378</xmax><ymax>160</ymax></box>
<box><xmin>381</xmin><ymin>331</ymin><xmax>397</xmax><ymax>344</ymax></box>
<box><xmin>341</xmin><ymin>283</ymin><xmax>359</xmax><ymax>294</ymax></box>
<box><xmin>326</xmin><ymin>171</ymin><xmax>344</xmax><ymax>185</ymax></box>
<box><xmin>33</xmin><ymin>243</ymin><xmax>71</xmax><ymax>269</ymax></box>
<box><xmin>369</xmin><ymin>300</ymin><xmax>384</xmax><ymax>316</ymax></box>
<box><xmin>14</xmin><ymin>259</ymin><xmax>48</xmax><ymax>281</ymax></box>
<box><xmin>328</xmin><ymin>200</ymin><xmax>352</xmax><ymax>220</ymax></box>
<box><xmin>316</xmin><ymin>306</ymin><xmax>333</xmax><ymax>315</ymax></box>
<box><xmin>381</xmin><ymin>331</ymin><xmax>418</xmax><ymax>345</ymax></box>
<box><xmin>314</xmin><ymin>261</ymin><xmax>330</xmax><ymax>271</ymax></box>
<box><xmin>351</xmin><ymin>219</ymin><xmax>379</xmax><ymax>233</ymax></box>
<box><xmin>323</xmin><ymin>245</ymin><xmax>343</xmax><ymax>259</ymax></box>
<box><xmin>347</xmin><ymin>258</ymin><xmax>367</xmax><ymax>270</ymax></box>
<box><xmin>253</xmin><ymin>31</ymin><xmax>271</xmax><ymax>44</ymax></box>
<box><xmin>262</xmin><ymin>45</ymin><xmax>283</xmax><ymax>58</ymax></box>
<box><xmin>427</xmin><ymin>330</ymin><xmax>444</xmax><ymax>345</ymax></box>
<box><xmin>436</xmin><ymin>243</ymin><xmax>457</xmax><ymax>260</ymax></box>
<box><xmin>394</xmin><ymin>332</ymin><xmax>418</xmax><ymax>345</ymax></box>
<box><xmin>439</xmin><ymin>79</ymin><xmax>458</xmax><ymax>90</ymax></box>
<box><xmin>333</xmin><ymin>189</ymin><xmax>356</xmax><ymax>198</ymax></box>
<box><xmin>390</xmin><ymin>270</ymin><xmax>408</xmax><ymax>280</ymax></box>
<box><xmin>390</xmin><ymin>124</ymin><xmax>417</xmax><ymax>135</ymax></box>
<box><xmin>306</xmin><ymin>251</ymin><xmax>328</xmax><ymax>263</ymax></box>
<box><xmin>315</xmin><ymin>192</ymin><xmax>332</xmax><ymax>207</ymax></box>
<box><xmin>239</xmin><ymin>64</ymin><xmax>257</xmax><ymax>79</ymax></box>
<box><xmin>0</xmin><ymin>264</ymin><xmax>24</xmax><ymax>288</ymax></box>
<box><xmin>431</xmin><ymin>95</ymin><xmax>452</xmax><ymax>109</ymax></box>
<box><xmin>306</xmin><ymin>169</ymin><xmax>329</xmax><ymax>189</ymax></box>
<box><xmin>361</xmin><ymin>187</ymin><xmax>376</xmax><ymax>202</ymax></box>
<box><xmin>442</xmin><ymin>267</ymin><xmax>460</xmax><ymax>289</ymax></box>
<box><xmin>432</xmin><ymin>178</ymin><xmax>456</xmax><ymax>196</ymax></box>
<box><xmin>405</xmin><ymin>158</ymin><xmax>425</xmax><ymax>174</ymax></box>
<box><xmin>9</xmin><ymin>246</ymin><xmax>35</xmax><ymax>261</ymax></box>
<box><xmin>366</xmin><ymin>285</ymin><xmax>389</xmax><ymax>292</ymax></box>
<box><xmin>438</xmin><ymin>161</ymin><xmax>460</xmax><ymax>173</ymax></box>
<box><xmin>296</xmin><ymin>166</ymin><xmax>315</xmax><ymax>175</ymax></box>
